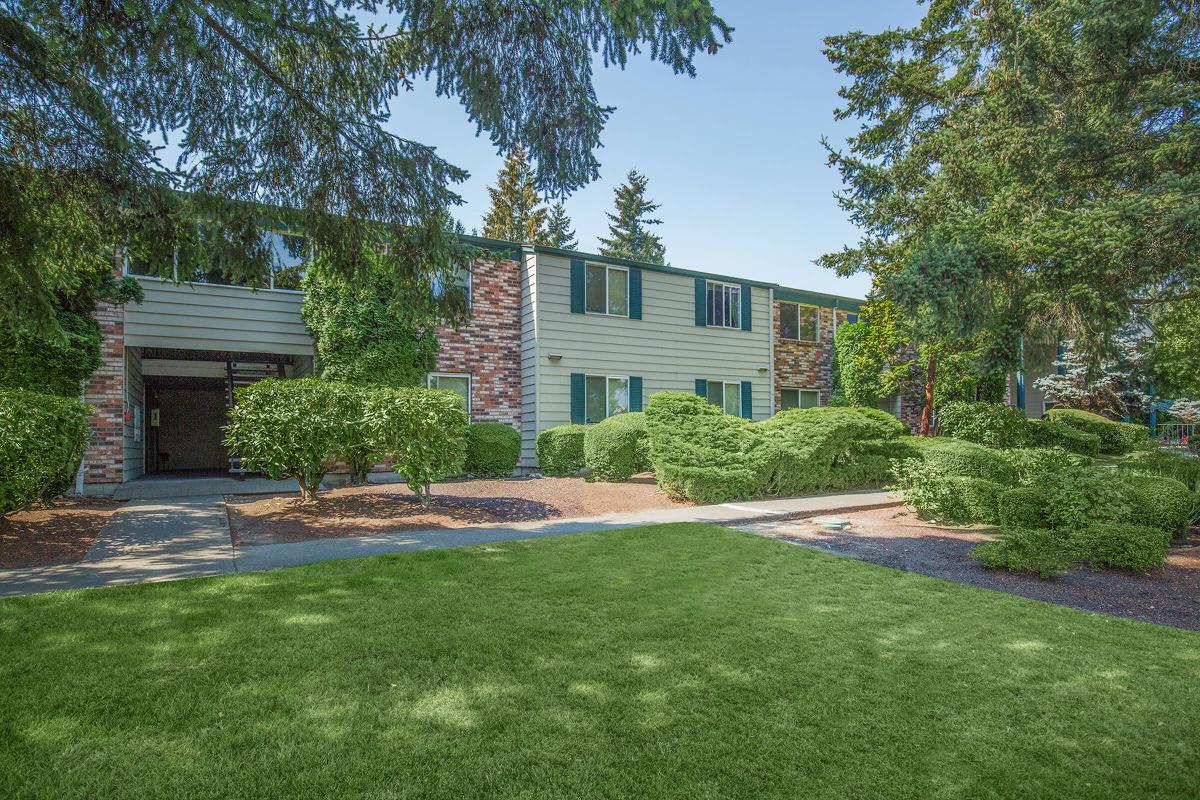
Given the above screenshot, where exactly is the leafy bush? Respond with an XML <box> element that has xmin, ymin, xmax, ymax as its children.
<box><xmin>328</xmin><ymin>382</ymin><xmax>376</xmax><ymax>484</ymax></box>
<box><xmin>365</xmin><ymin>387</ymin><xmax>468</xmax><ymax>505</ymax></box>
<box><xmin>892</xmin><ymin>459</ymin><xmax>1004</xmax><ymax>524</ymax></box>
<box><xmin>0</xmin><ymin>388</ymin><xmax>90</xmax><ymax>515</ymax></box>
<box><xmin>646</xmin><ymin>392</ymin><xmax>757</xmax><ymax>504</ymax></box>
<box><xmin>830</xmin><ymin>436</ymin><xmax>921</xmax><ymax>490</ymax></box>
<box><xmin>1045</xmin><ymin>408</ymin><xmax>1149</xmax><ymax>455</ymax></box>
<box><xmin>1075</xmin><ymin>523</ymin><xmax>1171</xmax><ymax>571</ymax></box>
<box><xmin>997</xmin><ymin>468</ymin><xmax>1135</xmax><ymax>532</ymax></box>
<box><xmin>584</xmin><ymin>412</ymin><xmax>650</xmax><ymax>482</ymax></box>
<box><xmin>1117</xmin><ymin>450</ymin><xmax>1200</xmax><ymax>492</ymax></box>
<box><xmin>906</xmin><ymin>437</ymin><xmax>1018</xmax><ymax>485</ymax></box>
<box><xmin>1023</xmin><ymin>418</ymin><xmax>1101</xmax><ymax>456</ymax></box>
<box><xmin>999</xmin><ymin>447</ymin><xmax>1092</xmax><ymax>484</ymax></box>
<box><xmin>973</xmin><ymin>528</ymin><xmax>1077</xmax><ymax>578</ymax></box>
<box><xmin>937</xmin><ymin>401</ymin><xmax>1028</xmax><ymax>448</ymax></box>
<box><xmin>1117</xmin><ymin>473</ymin><xmax>1193</xmax><ymax>535</ymax></box>
<box><xmin>536</xmin><ymin>425</ymin><xmax>588</xmax><ymax>475</ymax></box>
<box><xmin>225</xmin><ymin>378</ymin><xmax>354</xmax><ymax>501</ymax></box>
<box><xmin>464</xmin><ymin>423</ymin><xmax>520</xmax><ymax>477</ymax></box>
<box><xmin>842</xmin><ymin>405</ymin><xmax>909</xmax><ymax>437</ymax></box>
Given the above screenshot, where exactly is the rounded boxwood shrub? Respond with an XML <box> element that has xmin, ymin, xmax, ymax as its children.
<box><xmin>1045</xmin><ymin>408</ymin><xmax>1149</xmax><ymax>455</ymax></box>
<box><xmin>907</xmin><ymin>437</ymin><xmax>1018</xmax><ymax>485</ymax></box>
<box><xmin>0</xmin><ymin>388</ymin><xmax>90</xmax><ymax>515</ymax></box>
<box><xmin>973</xmin><ymin>528</ymin><xmax>1076</xmax><ymax>577</ymax></box>
<box><xmin>936</xmin><ymin>401</ymin><xmax>1028</xmax><ymax>449</ymax></box>
<box><xmin>584</xmin><ymin>412</ymin><xmax>649</xmax><ymax>482</ymax></box>
<box><xmin>647</xmin><ymin>392</ymin><xmax>756</xmax><ymax>503</ymax></box>
<box><xmin>1117</xmin><ymin>450</ymin><xmax>1200</xmax><ymax>492</ymax></box>
<box><xmin>1023</xmin><ymin>418</ymin><xmax>1101</xmax><ymax>456</ymax></box>
<box><xmin>1075</xmin><ymin>522</ymin><xmax>1171</xmax><ymax>571</ymax></box>
<box><xmin>1117</xmin><ymin>473</ymin><xmax>1193</xmax><ymax>535</ymax></box>
<box><xmin>536</xmin><ymin>424</ymin><xmax>588</xmax><ymax>475</ymax></box>
<box><xmin>464</xmin><ymin>422</ymin><xmax>520</xmax><ymax>477</ymax></box>
<box><xmin>998</xmin><ymin>468</ymin><xmax>1135</xmax><ymax>532</ymax></box>
<box><xmin>996</xmin><ymin>486</ymin><xmax>1050</xmax><ymax>530</ymax></box>
<box><xmin>999</xmin><ymin>447</ymin><xmax>1092</xmax><ymax>485</ymax></box>
<box><xmin>892</xmin><ymin>458</ymin><xmax>1004</xmax><ymax>524</ymax></box>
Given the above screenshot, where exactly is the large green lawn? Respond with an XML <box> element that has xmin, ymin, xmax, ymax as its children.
<box><xmin>2</xmin><ymin>524</ymin><xmax>1197</xmax><ymax>799</ymax></box>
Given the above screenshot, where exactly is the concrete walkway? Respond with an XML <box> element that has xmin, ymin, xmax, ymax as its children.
<box><xmin>0</xmin><ymin>490</ymin><xmax>901</xmax><ymax>598</ymax></box>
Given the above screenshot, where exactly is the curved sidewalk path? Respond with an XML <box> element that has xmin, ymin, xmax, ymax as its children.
<box><xmin>0</xmin><ymin>490</ymin><xmax>901</xmax><ymax>598</ymax></box>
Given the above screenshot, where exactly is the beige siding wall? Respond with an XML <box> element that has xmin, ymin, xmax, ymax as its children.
<box><xmin>531</xmin><ymin>254</ymin><xmax>773</xmax><ymax>443</ymax></box>
<box><xmin>123</xmin><ymin>347</ymin><xmax>145</xmax><ymax>481</ymax></box>
<box><xmin>519</xmin><ymin>252</ymin><xmax>540</xmax><ymax>467</ymax></box>
<box><xmin>126</xmin><ymin>277</ymin><xmax>313</xmax><ymax>355</ymax></box>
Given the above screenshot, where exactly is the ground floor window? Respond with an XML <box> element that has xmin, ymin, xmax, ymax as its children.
<box><xmin>781</xmin><ymin>388</ymin><xmax>820</xmax><ymax>410</ymax></box>
<box><xmin>876</xmin><ymin>393</ymin><xmax>901</xmax><ymax>418</ymax></box>
<box><xmin>707</xmin><ymin>380</ymin><xmax>741</xmax><ymax>416</ymax></box>
<box><xmin>585</xmin><ymin>375</ymin><xmax>629</xmax><ymax>424</ymax></box>
<box><xmin>428</xmin><ymin>373</ymin><xmax>471</xmax><ymax>418</ymax></box>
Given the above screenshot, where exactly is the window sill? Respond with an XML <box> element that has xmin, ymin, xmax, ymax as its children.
<box><xmin>584</xmin><ymin>310</ymin><xmax>632</xmax><ymax>320</ymax></box>
<box><xmin>780</xmin><ymin>337</ymin><xmax>821</xmax><ymax>345</ymax></box>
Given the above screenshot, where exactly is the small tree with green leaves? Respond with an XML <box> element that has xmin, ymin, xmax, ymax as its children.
<box><xmin>365</xmin><ymin>387</ymin><xmax>468</xmax><ymax>507</ymax></box>
<box><xmin>542</xmin><ymin>201</ymin><xmax>578</xmax><ymax>249</ymax></box>
<box><xmin>482</xmin><ymin>146</ymin><xmax>547</xmax><ymax>243</ymax></box>
<box><xmin>598</xmin><ymin>169</ymin><xmax>666</xmax><ymax>264</ymax></box>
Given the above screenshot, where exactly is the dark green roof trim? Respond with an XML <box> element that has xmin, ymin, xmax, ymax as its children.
<box><xmin>529</xmin><ymin>244</ymin><xmax>777</xmax><ymax>290</ymax></box>
<box><xmin>774</xmin><ymin>287</ymin><xmax>864</xmax><ymax>312</ymax></box>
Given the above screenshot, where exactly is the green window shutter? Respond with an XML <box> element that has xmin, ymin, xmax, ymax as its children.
<box><xmin>629</xmin><ymin>376</ymin><xmax>643</xmax><ymax>412</ymax></box>
<box><xmin>570</xmin><ymin>259</ymin><xmax>585</xmax><ymax>314</ymax></box>
<box><xmin>695</xmin><ymin>378</ymin><xmax>708</xmax><ymax>400</ymax></box>
<box><xmin>629</xmin><ymin>268</ymin><xmax>642</xmax><ymax>320</ymax></box>
<box><xmin>740</xmin><ymin>381</ymin><xmax>753</xmax><ymax>419</ymax></box>
<box><xmin>570</xmin><ymin>373</ymin><xmax>585</xmax><ymax>423</ymax></box>
<box><xmin>694</xmin><ymin>278</ymin><xmax>707</xmax><ymax>326</ymax></box>
<box><xmin>740</xmin><ymin>284</ymin><xmax>752</xmax><ymax>331</ymax></box>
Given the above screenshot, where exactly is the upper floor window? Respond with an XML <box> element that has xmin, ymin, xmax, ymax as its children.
<box><xmin>844</xmin><ymin>313</ymin><xmax>859</xmax><ymax>325</ymax></box>
<box><xmin>126</xmin><ymin>228</ymin><xmax>307</xmax><ymax>290</ymax></box>
<box><xmin>780</xmin><ymin>302</ymin><xmax>818</xmax><ymax>342</ymax></box>
<box><xmin>585</xmin><ymin>264</ymin><xmax>629</xmax><ymax>316</ymax></box>
<box><xmin>264</xmin><ymin>230</ymin><xmax>307</xmax><ymax>289</ymax></box>
<box><xmin>428</xmin><ymin>373</ymin><xmax>471</xmax><ymax>419</ymax></box>
<box><xmin>706</xmin><ymin>281</ymin><xmax>741</xmax><ymax>328</ymax></box>
<box><xmin>585</xmin><ymin>375</ymin><xmax>629</xmax><ymax>423</ymax></box>
<box><xmin>432</xmin><ymin>267</ymin><xmax>472</xmax><ymax>306</ymax></box>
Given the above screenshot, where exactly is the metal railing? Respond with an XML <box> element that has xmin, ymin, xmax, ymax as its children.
<box><xmin>1154</xmin><ymin>422</ymin><xmax>1195</xmax><ymax>451</ymax></box>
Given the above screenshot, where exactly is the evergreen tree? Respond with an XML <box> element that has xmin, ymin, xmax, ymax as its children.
<box><xmin>598</xmin><ymin>170</ymin><xmax>666</xmax><ymax>264</ymax></box>
<box><xmin>482</xmin><ymin>146</ymin><xmax>548</xmax><ymax>243</ymax></box>
<box><xmin>821</xmin><ymin>1</ymin><xmax>1198</xmax><ymax>369</ymax></box>
<box><xmin>542</xmin><ymin>201</ymin><xmax>578</xmax><ymax>249</ymax></box>
<box><xmin>1</xmin><ymin>2</ymin><xmax>731</xmax><ymax>340</ymax></box>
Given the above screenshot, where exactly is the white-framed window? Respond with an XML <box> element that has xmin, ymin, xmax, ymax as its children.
<box><xmin>585</xmin><ymin>375</ymin><xmax>629</xmax><ymax>424</ymax></box>
<box><xmin>427</xmin><ymin>373</ymin><xmax>471</xmax><ymax>419</ymax></box>
<box><xmin>706</xmin><ymin>281</ymin><xmax>741</xmax><ymax>328</ymax></box>
<box><xmin>707</xmin><ymin>380</ymin><xmax>742</xmax><ymax>416</ymax></box>
<box><xmin>876</xmin><ymin>393</ymin><xmax>901</xmax><ymax>419</ymax></box>
<box><xmin>781</xmin><ymin>388</ymin><xmax>821</xmax><ymax>410</ymax></box>
<box><xmin>779</xmin><ymin>302</ymin><xmax>819</xmax><ymax>342</ymax></box>
<box><xmin>585</xmin><ymin>263</ymin><xmax>629</xmax><ymax>316</ymax></box>
<box><xmin>844</xmin><ymin>313</ymin><xmax>859</xmax><ymax>325</ymax></box>
<box><xmin>433</xmin><ymin>268</ymin><xmax>472</xmax><ymax>307</ymax></box>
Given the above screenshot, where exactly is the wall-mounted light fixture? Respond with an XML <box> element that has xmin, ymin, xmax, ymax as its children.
<box><xmin>547</xmin><ymin>353</ymin><xmax>563</xmax><ymax>362</ymax></box>
<box><xmin>757</xmin><ymin>367</ymin><xmax>769</xmax><ymax>374</ymax></box>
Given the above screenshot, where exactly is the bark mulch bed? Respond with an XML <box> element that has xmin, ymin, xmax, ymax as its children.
<box><xmin>0</xmin><ymin>498</ymin><xmax>125</xmax><ymax>569</ymax></box>
<box><xmin>226</xmin><ymin>475</ymin><xmax>687</xmax><ymax>547</ymax></box>
<box><xmin>740</xmin><ymin>506</ymin><xmax>1200</xmax><ymax>631</ymax></box>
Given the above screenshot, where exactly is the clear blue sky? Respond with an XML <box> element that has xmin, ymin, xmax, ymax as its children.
<box><xmin>386</xmin><ymin>1</ymin><xmax>925</xmax><ymax>300</ymax></box>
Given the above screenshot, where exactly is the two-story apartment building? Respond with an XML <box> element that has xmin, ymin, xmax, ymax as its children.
<box><xmin>81</xmin><ymin>234</ymin><xmax>898</xmax><ymax>492</ymax></box>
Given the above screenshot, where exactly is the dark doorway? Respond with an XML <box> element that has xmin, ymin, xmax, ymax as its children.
<box><xmin>144</xmin><ymin>376</ymin><xmax>230</xmax><ymax>474</ymax></box>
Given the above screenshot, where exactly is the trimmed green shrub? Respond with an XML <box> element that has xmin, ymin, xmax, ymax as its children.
<box><xmin>464</xmin><ymin>423</ymin><xmax>520</xmax><ymax>477</ymax></box>
<box><xmin>1075</xmin><ymin>523</ymin><xmax>1171</xmax><ymax>571</ymax></box>
<box><xmin>830</xmin><ymin>437</ymin><xmax>922</xmax><ymax>490</ymax></box>
<box><xmin>1117</xmin><ymin>473</ymin><xmax>1193</xmax><ymax>535</ymax></box>
<box><xmin>973</xmin><ymin>528</ymin><xmax>1076</xmax><ymax>577</ymax></box>
<box><xmin>584</xmin><ymin>412</ymin><xmax>649</xmax><ymax>482</ymax></box>
<box><xmin>996</xmin><ymin>486</ymin><xmax>1048</xmax><ymax>530</ymax></box>
<box><xmin>937</xmin><ymin>401</ymin><xmax>1028</xmax><ymax>449</ymax></box>
<box><xmin>1023</xmin><ymin>418</ymin><xmax>1101</xmax><ymax>456</ymax></box>
<box><xmin>225</xmin><ymin>378</ymin><xmax>355</xmax><ymax>501</ymax></box>
<box><xmin>999</xmin><ymin>447</ymin><xmax>1092</xmax><ymax>484</ymax></box>
<box><xmin>0</xmin><ymin>388</ymin><xmax>90</xmax><ymax>515</ymax></box>
<box><xmin>842</xmin><ymin>405</ymin><xmax>909</xmax><ymax>438</ymax></box>
<box><xmin>647</xmin><ymin>392</ymin><xmax>757</xmax><ymax>504</ymax></box>
<box><xmin>536</xmin><ymin>425</ymin><xmax>587</xmax><ymax>475</ymax></box>
<box><xmin>892</xmin><ymin>459</ymin><xmax>1004</xmax><ymax>524</ymax></box>
<box><xmin>1117</xmin><ymin>450</ymin><xmax>1200</xmax><ymax>492</ymax></box>
<box><xmin>365</xmin><ymin>386</ymin><xmax>468</xmax><ymax>505</ymax></box>
<box><xmin>328</xmin><ymin>382</ymin><xmax>376</xmax><ymax>484</ymax></box>
<box><xmin>906</xmin><ymin>437</ymin><xmax>1018</xmax><ymax>485</ymax></box>
<box><xmin>1045</xmin><ymin>408</ymin><xmax>1149</xmax><ymax>455</ymax></box>
<box><xmin>997</xmin><ymin>468</ymin><xmax>1135</xmax><ymax>532</ymax></box>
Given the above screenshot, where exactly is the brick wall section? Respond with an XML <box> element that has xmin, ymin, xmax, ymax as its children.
<box><xmin>434</xmin><ymin>256</ymin><xmax>522</xmax><ymax>428</ymax></box>
<box><xmin>773</xmin><ymin>303</ymin><xmax>855</xmax><ymax>410</ymax></box>
<box><xmin>83</xmin><ymin>300</ymin><xmax>125</xmax><ymax>485</ymax></box>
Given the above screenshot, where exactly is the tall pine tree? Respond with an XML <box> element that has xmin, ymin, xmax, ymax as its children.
<box><xmin>542</xmin><ymin>201</ymin><xmax>578</xmax><ymax>249</ymax></box>
<box><xmin>482</xmin><ymin>146</ymin><xmax>548</xmax><ymax>243</ymax></box>
<box><xmin>598</xmin><ymin>170</ymin><xmax>666</xmax><ymax>264</ymax></box>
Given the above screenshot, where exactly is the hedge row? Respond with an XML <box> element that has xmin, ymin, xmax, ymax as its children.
<box><xmin>936</xmin><ymin>400</ymin><xmax>1126</xmax><ymax>457</ymax></box>
<box><xmin>226</xmin><ymin>378</ymin><xmax>472</xmax><ymax>502</ymax></box>
<box><xmin>1044</xmin><ymin>408</ymin><xmax>1150</xmax><ymax>455</ymax></box>
<box><xmin>0</xmin><ymin>388</ymin><xmax>91</xmax><ymax>516</ymax></box>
